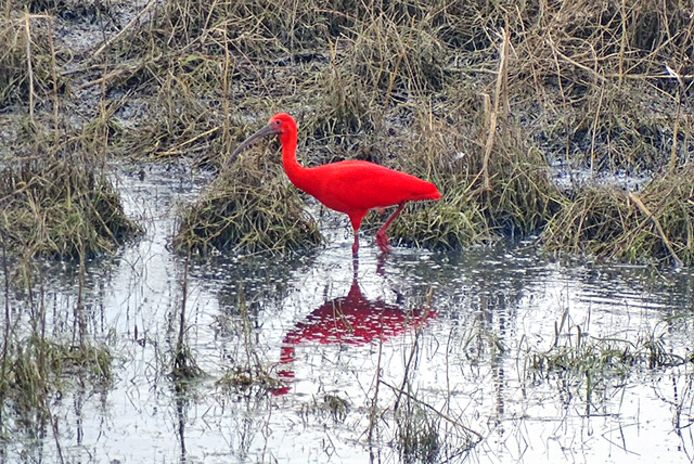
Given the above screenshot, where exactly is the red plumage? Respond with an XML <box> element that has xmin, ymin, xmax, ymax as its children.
<box><xmin>230</xmin><ymin>112</ymin><xmax>442</xmax><ymax>254</ymax></box>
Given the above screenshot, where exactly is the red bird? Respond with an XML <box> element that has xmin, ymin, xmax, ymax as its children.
<box><xmin>229</xmin><ymin>113</ymin><xmax>442</xmax><ymax>254</ymax></box>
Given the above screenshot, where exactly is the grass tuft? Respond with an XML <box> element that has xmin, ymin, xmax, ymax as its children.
<box><xmin>388</xmin><ymin>110</ymin><xmax>563</xmax><ymax>248</ymax></box>
<box><xmin>529</xmin><ymin>328</ymin><xmax>691</xmax><ymax>404</ymax></box>
<box><xmin>174</xmin><ymin>148</ymin><xmax>322</xmax><ymax>254</ymax></box>
<box><xmin>3</xmin><ymin>335</ymin><xmax>112</xmax><ymax>418</ymax></box>
<box><xmin>0</xmin><ymin>152</ymin><xmax>141</xmax><ymax>260</ymax></box>
<box><xmin>216</xmin><ymin>365</ymin><xmax>282</xmax><ymax>394</ymax></box>
<box><xmin>395</xmin><ymin>398</ymin><xmax>441</xmax><ymax>464</ymax></box>
<box><xmin>543</xmin><ymin>165</ymin><xmax>694</xmax><ymax>266</ymax></box>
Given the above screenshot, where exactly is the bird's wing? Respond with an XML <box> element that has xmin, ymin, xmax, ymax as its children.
<box><xmin>307</xmin><ymin>160</ymin><xmax>439</xmax><ymax>212</ymax></box>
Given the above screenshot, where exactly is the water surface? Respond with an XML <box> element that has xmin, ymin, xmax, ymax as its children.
<box><xmin>2</xmin><ymin>163</ymin><xmax>693</xmax><ymax>463</ymax></box>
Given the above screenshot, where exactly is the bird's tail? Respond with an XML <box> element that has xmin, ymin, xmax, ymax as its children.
<box><xmin>413</xmin><ymin>180</ymin><xmax>442</xmax><ymax>202</ymax></box>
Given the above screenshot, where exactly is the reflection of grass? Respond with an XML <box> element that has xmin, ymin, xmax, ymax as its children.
<box><xmin>213</xmin><ymin>286</ymin><xmax>282</xmax><ymax>394</ymax></box>
<box><xmin>170</xmin><ymin>344</ymin><xmax>203</xmax><ymax>382</ymax></box>
<box><xmin>170</xmin><ymin>257</ymin><xmax>204</xmax><ymax>382</ymax></box>
<box><xmin>321</xmin><ymin>394</ymin><xmax>349</xmax><ymax>422</ymax></box>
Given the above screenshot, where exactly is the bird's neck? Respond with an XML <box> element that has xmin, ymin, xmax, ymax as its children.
<box><xmin>280</xmin><ymin>132</ymin><xmax>311</xmax><ymax>191</ymax></box>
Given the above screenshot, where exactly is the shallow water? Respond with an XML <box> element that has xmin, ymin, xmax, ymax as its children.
<box><xmin>2</xmin><ymin>163</ymin><xmax>693</xmax><ymax>463</ymax></box>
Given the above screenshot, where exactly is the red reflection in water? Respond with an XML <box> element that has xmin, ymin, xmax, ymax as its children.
<box><xmin>273</xmin><ymin>259</ymin><xmax>436</xmax><ymax>395</ymax></box>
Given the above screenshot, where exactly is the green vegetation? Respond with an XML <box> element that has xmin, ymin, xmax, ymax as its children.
<box><xmin>529</xmin><ymin>328</ymin><xmax>693</xmax><ymax>406</ymax></box>
<box><xmin>2</xmin><ymin>335</ymin><xmax>112</xmax><ymax>415</ymax></box>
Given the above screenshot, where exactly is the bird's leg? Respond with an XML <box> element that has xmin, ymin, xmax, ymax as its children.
<box><xmin>376</xmin><ymin>202</ymin><xmax>406</xmax><ymax>253</ymax></box>
<box><xmin>349</xmin><ymin>212</ymin><xmax>366</xmax><ymax>257</ymax></box>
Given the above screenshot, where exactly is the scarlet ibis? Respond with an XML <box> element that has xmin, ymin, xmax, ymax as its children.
<box><xmin>229</xmin><ymin>113</ymin><xmax>442</xmax><ymax>254</ymax></box>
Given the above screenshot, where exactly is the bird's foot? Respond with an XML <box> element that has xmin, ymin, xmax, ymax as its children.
<box><xmin>376</xmin><ymin>232</ymin><xmax>391</xmax><ymax>253</ymax></box>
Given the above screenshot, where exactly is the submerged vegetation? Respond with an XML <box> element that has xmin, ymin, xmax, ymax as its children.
<box><xmin>529</xmin><ymin>325</ymin><xmax>694</xmax><ymax>407</ymax></box>
<box><xmin>3</xmin><ymin>335</ymin><xmax>113</xmax><ymax>414</ymax></box>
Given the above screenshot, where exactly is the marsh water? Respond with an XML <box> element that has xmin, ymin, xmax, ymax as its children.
<box><xmin>3</xmin><ymin>163</ymin><xmax>693</xmax><ymax>464</ymax></box>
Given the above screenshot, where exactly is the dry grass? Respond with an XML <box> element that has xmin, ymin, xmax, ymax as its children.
<box><xmin>1</xmin><ymin>1</ymin><xmax>140</xmax><ymax>262</ymax></box>
<box><xmin>544</xmin><ymin>165</ymin><xmax>694</xmax><ymax>266</ymax></box>
<box><xmin>0</xmin><ymin>150</ymin><xmax>140</xmax><ymax>260</ymax></box>
<box><xmin>1</xmin><ymin>0</ymin><xmax>692</xmax><ymax>263</ymax></box>
<box><xmin>0</xmin><ymin>10</ymin><xmax>60</xmax><ymax>111</ymax></box>
<box><xmin>174</xmin><ymin>147</ymin><xmax>322</xmax><ymax>254</ymax></box>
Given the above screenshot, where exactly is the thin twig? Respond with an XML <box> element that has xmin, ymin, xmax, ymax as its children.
<box><xmin>367</xmin><ymin>340</ymin><xmax>383</xmax><ymax>445</ymax></box>
<box><xmin>24</xmin><ymin>11</ymin><xmax>34</xmax><ymax>122</ymax></box>
<box><xmin>90</xmin><ymin>0</ymin><xmax>158</xmax><ymax>61</ymax></box>
<box><xmin>481</xmin><ymin>27</ymin><xmax>510</xmax><ymax>191</ymax></box>
<box><xmin>0</xmin><ymin>243</ymin><xmax>11</xmax><ymax>416</ymax></box>
<box><xmin>380</xmin><ymin>379</ymin><xmax>483</xmax><ymax>441</ymax></box>
<box><xmin>627</xmin><ymin>192</ymin><xmax>684</xmax><ymax>267</ymax></box>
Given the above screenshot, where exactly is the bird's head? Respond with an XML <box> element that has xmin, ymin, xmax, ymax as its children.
<box><xmin>227</xmin><ymin>112</ymin><xmax>297</xmax><ymax>165</ymax></box>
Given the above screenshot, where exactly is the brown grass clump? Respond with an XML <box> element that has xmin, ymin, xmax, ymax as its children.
<box><xmin>385</xmin><ymin>105</ymin><xmax>563</xmax><ymax>249</ymax></box>
<box><xmin>174</xmin><ymin>146</ymin><xmax>322</xmax><ymax>254</ymax></box>
<box><xmin>0</xmin><ymin>10</ymin><xmax>60</xmax><ymax>110</ymax></box>
<box><xmin>543</xmin><ymin>165</ymin><xmax>694</xmax><ymax>266</ymax></box>
<box><xmin>0</xmin><ymin>148</ymin><xmax>139</xmax><ymax>259</ymax></box>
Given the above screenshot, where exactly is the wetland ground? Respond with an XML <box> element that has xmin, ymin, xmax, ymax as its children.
<box><xmin>1</xmin><ymin>1</ymin><xmax>694</xmax><ymax>463</ymax></box>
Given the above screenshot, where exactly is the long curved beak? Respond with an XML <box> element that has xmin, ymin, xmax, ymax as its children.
<box><xmin>227</xmin><ymin>124</ymin><xmax>277</xmax><ymax>165</ymax></box>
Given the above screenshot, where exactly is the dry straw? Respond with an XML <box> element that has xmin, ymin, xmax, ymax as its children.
<box><xmin>1</xmin><ymin>0</ymin><xmax>692</xmax><ymax>264</ymax></box>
